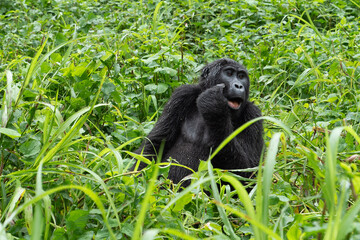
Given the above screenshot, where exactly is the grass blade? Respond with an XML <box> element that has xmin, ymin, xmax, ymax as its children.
<box><xmin>220</xmin><ymin>173</ymin><xmax>260</xmax><ymax>238</ymax></box>
<box><xmin>213</xmin><ymin>201</ymin><xmax>282</xmax><ymax>240</ymax></box>
<box><xmin>208</xmin><ymin>160</ymin><xmax>239</xmax><ymax>240</ymax></box>
<box><xmin>14</xmin><ymin>37</ymin><xmax>48</xmax><ymax>108</ymax></box>
<box><xmin>132</xmin><ymin>141</ymin><xmax>164</xmax><ymax>240</ymax></box>
<box><xmin>257</xmin><ymin>132</ymin><xmax>283</xmax><ymax>239</ymax></box>
<box><xmin>338</xmin><ymin>198</ymin><xmax>360</xmax><ymax>240</ymax></box>
<box><xmin>210</xmin><ymin>116</ymin><xmax>292</xmax><ymax>161</ymax></box>
<box><xmin>323</xmin><ymin>128</ymin><xmax>344</xmax><ymax>216</ymax></box>
<box><xmin>152</xmin><ymin>1</ymin><xmax>163</xmax><ymax>35</ymax></box>
<box><xmin>31</xmin><ymin>162</ymin><xmax>45</xmax><ymax>240</ymax></box>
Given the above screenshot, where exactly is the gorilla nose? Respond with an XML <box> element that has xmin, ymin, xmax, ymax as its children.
<box><xmin>233</xmin><ymin>82</ymin><xmax>243</xmax><ymax>90</ymax></box>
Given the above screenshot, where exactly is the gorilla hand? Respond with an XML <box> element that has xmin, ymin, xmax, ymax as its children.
<box><xmin>196</xmin><ymin>84</ymin><xmax>229</xmax><ymax>121</ymax></box>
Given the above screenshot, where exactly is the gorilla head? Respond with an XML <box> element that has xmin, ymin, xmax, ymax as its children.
<box><xmin>199</xmin><ymin>58</ymin><xmax>249</xmax><ymax>112</ymax></box>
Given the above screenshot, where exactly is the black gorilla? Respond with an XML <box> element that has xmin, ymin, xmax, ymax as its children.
<box><xmin>133</xmin><ymin>58</ymin><xmax>263</xmax><ymax>185</ymax></box>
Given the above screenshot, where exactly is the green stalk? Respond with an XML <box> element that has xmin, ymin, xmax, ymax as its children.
<box><xmin>152</xmin><ymin>1</ymin><xmax>163</xmax><ymax>36</ymax></box>
<box><xmin>208</xmin><ymin>159</ymin><xmax>239</xmax><ymax>239</ymax></box>
<box><xmin>132</xmin><ymin>141</ymin><xmax>164</xmax><ymax>240</ymax></box>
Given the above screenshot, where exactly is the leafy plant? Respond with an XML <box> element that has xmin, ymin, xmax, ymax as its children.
<box><xmin>0</xmin><ymin>0</ymin><xmax>359</xmax><ymax>239</ymax></box>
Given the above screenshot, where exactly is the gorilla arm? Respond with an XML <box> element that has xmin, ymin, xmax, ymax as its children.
<box><xmin>134</xmin><ymin>84</ymin><xmax>202</xmax><ymax>169</ymax></box>
<box><xmin>216</xmin><ymin>102</ymin><xmax>264</xmax><ymax>171</ymax></box>
<box><xmin>197</xmin><ymin>86</ymin><xmax>263</xmax><ymax>172</ymax></box>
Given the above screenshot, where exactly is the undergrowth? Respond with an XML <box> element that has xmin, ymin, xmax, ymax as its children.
<box><xmin>0</xmin><ymin>0</ymin><xmax>359</xmax><ymax>239</ymax></box>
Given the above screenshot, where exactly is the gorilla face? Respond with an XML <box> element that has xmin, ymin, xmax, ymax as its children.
<box><xmin>219</xmin><ymin>66</ymin><xmax>249</xmax><ymax>110</ymax></box>
<box><xmin>199</xmin><ymin>58</ymin><xmax>250</xmax><ymax>112</ymax></box>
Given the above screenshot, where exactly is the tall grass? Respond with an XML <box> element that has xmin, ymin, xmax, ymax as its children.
<box><xmin>323</xmin><ymin>127</ymin><xmax>360</xmax><ymax>240</ymax></box>
<box><xmin>0</xmin><ymin>37</ymin><xmax>118</xmax><ymax>239</ymax></box>
<box><xmin>1</xmin><ymin>0</ymin><xmax>359</xmax><ymax>239</ymax></box>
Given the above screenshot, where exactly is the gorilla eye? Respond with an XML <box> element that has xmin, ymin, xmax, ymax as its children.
<box><xmin>238</xmin><ymin>72</ymin><xmax>246</xmax><ymax>79</ymax></box>
<box><xmin>225</xmin><ymin>69</ymin><xmax>233</xmax><ymax>76</ymax></box>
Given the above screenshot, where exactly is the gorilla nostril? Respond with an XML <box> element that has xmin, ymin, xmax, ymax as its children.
<box><xmin>234</xmin><ymin>83</ymin><xmax>243</xmax><ymax>89</ymax></box>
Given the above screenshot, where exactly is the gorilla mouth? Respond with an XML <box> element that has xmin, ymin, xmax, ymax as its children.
<box><xmin>227</xmin><ymin>98</ymin><xmax>243</xmax><ymax>109</ymax></box>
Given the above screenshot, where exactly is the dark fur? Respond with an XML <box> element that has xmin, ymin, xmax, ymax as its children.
<box><xmin>133</xmin><ymin>58</ymin><xmax>263</xmax><ymax>185</ymax></box>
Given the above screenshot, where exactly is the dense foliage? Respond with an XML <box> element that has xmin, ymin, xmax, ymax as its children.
<box><xmin>0</xmin><ymin>0</ymin><xmax>359</xmax><ymax>239</ymax></box>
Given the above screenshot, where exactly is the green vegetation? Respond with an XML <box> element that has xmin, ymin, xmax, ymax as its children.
<box><xmin>1</xmin><ymin>0</ymin><xmax>359</xmax><ymax>239</ymax></box>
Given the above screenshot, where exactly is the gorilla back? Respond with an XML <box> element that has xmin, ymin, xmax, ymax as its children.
<box><xmin>133</xmin><ymin>58</ymin><xmax>264</xmax><ymax>186</ymax></box>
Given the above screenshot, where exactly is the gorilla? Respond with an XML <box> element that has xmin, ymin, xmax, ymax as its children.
<box><xmin>132</xmin><ymin>58</ymin><xmax>263</xmax><ymax>186</ymax></box>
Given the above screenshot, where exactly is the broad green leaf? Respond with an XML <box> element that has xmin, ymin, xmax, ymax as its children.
<box><xmin>172</xmin><ymin>192</ymin><xmax>192</xmax><ymax>212</ymax></box>
<box><xmin>154</xmin><ymin>67</ymin><xmax>177</xmax><ymax>76</ymax></box>
<box><xmin>0</xmin><ymin>127</ymin><xmax>21</xmax><ymax>138</ymax></box>
<box><xmin>19</xmin><ymin>139</ymin><xmax>41</xmax><ymax>157</ymax></box>
<box><xmin>156</xmin><ymin>83</ymin><xmax>168</xmax><ymax>94</ymax></box>
<box><xmin>66</xmin><ymin>210</ymin><xmax>90</xmax><ymax>238</ymax></box>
